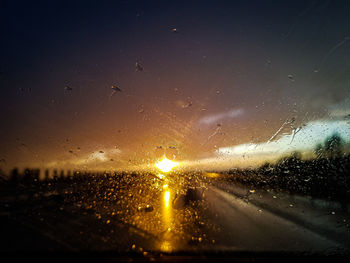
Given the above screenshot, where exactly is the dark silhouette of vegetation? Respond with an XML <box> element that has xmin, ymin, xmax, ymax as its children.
<box><xmin>215</xmin><ymin>134</ymin><xmax>350</xmax><ymax>205</ymax></box>
<box><xmin>314</xmin><ymin>143</ymin><xmax>324</xmax><ymax>158</ymax></box>
<box><xmin>314</xmin><ymin>133</ymin><xmax>345</xmax><ymax>158</ymax></box>
<box><xmin>220</xmin><ymin>155</ymin><xmax>350</xmax><ymax>205</ymax></box>
<box><xmin>324</xmin><ymin>133</ymin><xmax>344</xmax><ymax>158</ymax></box>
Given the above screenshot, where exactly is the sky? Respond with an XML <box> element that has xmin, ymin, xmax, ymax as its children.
<box><xmin>1</xmin><ymin>0</ymin><xmax>350</xmax><ymax>172</ymax></box>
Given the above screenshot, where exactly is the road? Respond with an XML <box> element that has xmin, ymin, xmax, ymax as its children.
<box><xmin>1</xmin><ymin>171</ymin><xmax>350</xmax><ymax>255</ymax></box>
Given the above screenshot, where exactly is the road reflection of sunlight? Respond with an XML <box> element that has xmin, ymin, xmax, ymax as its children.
<box><xmin>164</xmin><ymin>190</ymin><xmax>170</xmax><ymax>208</ymax></box>
<box><xmin>204</xmin><ymin>172</ymin><xmax>221</xmax><ymax>178</ymax></box>
<box><xmin>160</xmin><ymin>240</ymin><xmax>173</xmax><ymax>253</ymax></box>
<box><xmin>161</xmin><ymin>183</ymin><xmax>174</xmax><ymax>252</ymax></box>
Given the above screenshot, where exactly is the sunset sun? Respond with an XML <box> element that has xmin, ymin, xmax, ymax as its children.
<box><xmin>155</xmin><ymin>157</ymin><xmax>179</xmax><ymax>173</ymax></box>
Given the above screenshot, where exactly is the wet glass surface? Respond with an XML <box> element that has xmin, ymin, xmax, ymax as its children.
<box><xmin>1</xmin><ymin>0</ymin><xmax>350</xmax><ymax>258</ymax></box>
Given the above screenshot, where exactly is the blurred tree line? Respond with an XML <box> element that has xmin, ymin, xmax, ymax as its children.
<box><xmin>314</xmin><ymin>133</ymin><xmax>345</xmax><ymax>158</ymax></box>
<box><xmin>223</xmin><ymin>133</ymin><xmax>350</xmax><ymax>204</ymax></box>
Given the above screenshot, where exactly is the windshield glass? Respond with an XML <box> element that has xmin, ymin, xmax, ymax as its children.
<box><xmin>1</xmin><ymin>0</ymin><xmax>350</xmax><ymax>259</ymax></box>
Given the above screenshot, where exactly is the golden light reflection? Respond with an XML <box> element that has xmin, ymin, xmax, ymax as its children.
<box><xmin>157</xmin><ymin>173</ymin><xmax>165</xmax><ymax>180</ymax></box>
<box><xmin>161</xmin><ymin>189</ymin><xmax>174</xmax><ymax>252</ymax></box>
<box><xmin>160</xmin><ymin>240</ymin><xmax>173</xmax><ymax>253</ymax></box>
<box><xmin>164</xmin><ymin>190</ymin><xmax>170</xmax><ymax>207</ymax></box>
<box><xmin>204</xmin><ymin>172</ymin><xmax>221</xmax><ymax>178</ymax></box>
<box><xmin>155</xmin><ymin>157</ymin><xmax>179</xmax><ymax>173</ymax></box>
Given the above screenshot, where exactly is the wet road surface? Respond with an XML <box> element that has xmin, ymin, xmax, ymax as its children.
<box><xmin>1</xmin><ymin>171</ymin><xmax>349</xmax><ymax>254</ymax></box>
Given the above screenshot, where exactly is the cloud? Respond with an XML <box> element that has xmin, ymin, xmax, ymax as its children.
<box><xmin>198</xmin><ymin>108</ymin><xmax>244</xmax><ymax>125</ymax></box>
<box><xmin>44</xmin><ymin>148</ymin><xmax>123</xmax><ymax>170</ymax></box>
<box><xmin>78</xmin><ymin>148</ymin><xmax>122</xmax><ymax>164</ymax></box>
<box><xmin>327</xmin><ymin>98</ymin><xmax>350</xmax><ymax>118</ymax></box>
<box><xmin>217</xmin><ymin>119</ymin><xmax>350</xmax><ymax>157</ymax></box>
<box><xmin>181</xmin><ymin>118</ymin><xmax>350</xmax><ymax>170</ymax></box>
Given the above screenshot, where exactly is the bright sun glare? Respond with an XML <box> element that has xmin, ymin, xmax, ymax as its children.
<box><xmin>155</xmin><ymin>157</ymin><xmax>179</xmax><ymax>173</ymax></box>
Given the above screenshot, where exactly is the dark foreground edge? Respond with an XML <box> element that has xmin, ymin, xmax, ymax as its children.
<box><xmin>2</xmin><ymin>251</ymin><xmax>350</xmax><ymax>263</ymax></box>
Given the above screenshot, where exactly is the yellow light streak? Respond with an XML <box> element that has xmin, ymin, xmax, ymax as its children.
<box><xmin>164</xmin><ymin>190</ymin><xmax>170</xmax><ymax>207</ymax></box>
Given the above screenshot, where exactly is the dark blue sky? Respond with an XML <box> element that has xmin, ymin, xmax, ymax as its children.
<box><xmin>1</xmin><ymin>0</ymin><xmax>350</xmax><ymax>170</ymax></box>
